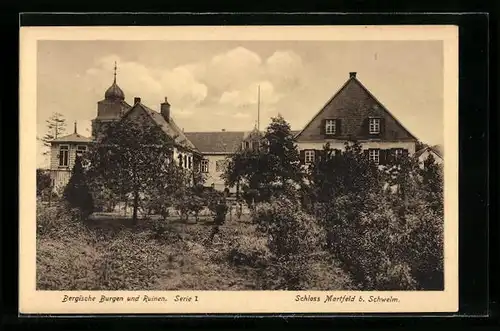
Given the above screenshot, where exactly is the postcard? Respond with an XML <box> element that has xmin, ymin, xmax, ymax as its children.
<box><xmin>20</xmin><ymin>24</ymin><xmax>458</xmax><ymax>314</ymax></box>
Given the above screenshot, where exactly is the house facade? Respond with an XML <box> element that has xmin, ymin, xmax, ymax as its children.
<box><xmin>184</xmin><ymin>127</ymin><xmax>267</xmax><ymax>192</ymax></box>
<box><xmin>49</xmin><ymin>122</ymin><xmax>92</xmax><ymax>192</ymax></box>
<box><xmin>415</xmin><ymin>145</ymin><xmax>443</xmax><ymax>169</ymax></box>
<box><xmin>294</xmin><ymin>72</ymin><xmax>418</xmax><ymax>166</ymax></box>
<box><xmin>49</xmin><ymin>68</ymin><xmax>200</xmax><ymax>191</ymax></box>
<box><xmin>48</xmin><ymin>69</ymin><xmax>426</xmax><ymax>193</ymax></box>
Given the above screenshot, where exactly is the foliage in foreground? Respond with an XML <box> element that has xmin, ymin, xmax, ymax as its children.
<box><xmin>36</xmin><ymin>201</ymin><xmax>351</xmax><ymax>291</ymax></box>
<box><xmin>307</xmin><ymin>142</ymin><xmax>444</xmax><ymax>290</ymax></box>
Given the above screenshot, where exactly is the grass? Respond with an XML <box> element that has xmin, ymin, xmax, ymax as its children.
<box><xmin>36</xmin><ymin>201</ymin><xmax>352</xmax><ymax>291</ymax></box>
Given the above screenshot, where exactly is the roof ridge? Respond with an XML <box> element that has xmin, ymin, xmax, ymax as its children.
<box><xmin>351</xmin><ymin>77</ymin><xmax>419</xmax><ymax>141</ymax></box>
<box><xmin>295</xmin><ymin>75</ymin><xmax>419</xmax><ymax>141</ymax></box>
<box><xmin>294</xmin><ymin>77</ymin><xmax>354</xmax><ymax>139</ymax></box>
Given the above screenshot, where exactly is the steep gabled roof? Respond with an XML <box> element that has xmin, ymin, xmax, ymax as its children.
<box><xmin>431</xmin><ymin>144</ymin><xmax>444</xmax><ymax>158</ymax></box>
<box><xmin>295</xmin><ymin>73</ymin><xmax>418</xmax><ymax>142</ymax></box>
<box><xmin>121</xmin><ymin>102</ymin><xmax>198</xmax><ymax>152</ymax></box>
<box><xmin>415</xmin><ymin>145</ymin><xmax>444</xmax><ymax>160</ymax></box>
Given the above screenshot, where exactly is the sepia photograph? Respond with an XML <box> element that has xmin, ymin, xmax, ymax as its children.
<box><xmin>20</xmin><ymin>25</ymin><xmax>458</xmax><ymax>314</ymax></box>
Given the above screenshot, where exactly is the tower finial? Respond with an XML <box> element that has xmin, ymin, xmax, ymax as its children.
<box><xmin>113</xmin><ymin>61</ymin><xmax>117</xmax><ymax>83</ymax></box>
<box><xmin>74</xmin><ymin>121</ymin><xmax>77</xmax><ymax>134</ymax></box>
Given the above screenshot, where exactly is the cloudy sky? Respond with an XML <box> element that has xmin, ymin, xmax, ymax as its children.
<box><xmin>36</xmin><ymin>40</ymin><xmax>443</xmax><ymax>168</ymax></box>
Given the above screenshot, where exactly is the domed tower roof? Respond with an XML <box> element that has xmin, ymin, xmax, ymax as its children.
<box><xmin>104</xmin><ymin>61</ymin><xmax>125</xmax><ymax>101</ymax></box>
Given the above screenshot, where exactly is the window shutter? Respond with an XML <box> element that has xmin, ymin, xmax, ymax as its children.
<box><xmin>336</xmin><ymin>119</ymin><xmax>342</xmax><ymax>136</ymax></box>
<box><xmin>402</xmin><ymin>149</ymin><xmax>409</xmax><ymax>158</ymax></box>
<box><xmin>320</xmin><ymin>119</ymin><xmax>326</xmax><ymax>136</ymax></box>
<box><xmin>314</xmin><ymin>150</ymin><xmax>320</xmax><ymax>163</ymax></box>
<box><xmin>386</xmin><ymin>148</ymin><xmax>394</xmax><ymax>164</ymax></box>
<box><xmin>299</xmin><ymin>150</ymin><xmax>305</xmax><ymax>164</ymax></box>
<box><xmin>380</xmin><ymin>118</ymin><xmax>386</xmax><ymax>137</ymax></box>
<box><xmin>361</xmin><ymin>118</ymin><xmax>369</xmax><ymax>137</ymax></box>
<box><xmin>379</xmin><ymin>149</ymin><xmax>387</xmax><ymax>165</ymax></box>
<box><xmin>363</xmin><ymin>149</ymin><xmax>369</xmax><ymax>161</ymax></box>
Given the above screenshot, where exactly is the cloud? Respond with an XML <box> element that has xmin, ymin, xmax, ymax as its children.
<box><xmin>85</xmin><ymin>54</ymin><xmax>207</xmax><ymax>115</ymax></box>
<box><xmin>203</xmin><ymin>47</ymin><xmax>263</xmax><ymax>93</ymax></box>
<box><xmin>265</xmin><ymin>50</ymin><xmax>304</xmax><ymax>90</ymax></box>
<box><xmin>197</xmin><ymin>48</ymin><xmax>303</xmax><ymax>117</ymax></box>
<box><xmin>219</xmin><ymin>80</ymin><xmax>281</xmax><ymax>108</ymax></box>
<box><xmin>83</xmin><ymin>48</ymin><xmax>304</xmax><ymax>124</ymax></box>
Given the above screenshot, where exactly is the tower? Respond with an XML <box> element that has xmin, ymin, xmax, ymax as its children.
<box><xmin>91</xmin><ymin>62</ymin><xmax>130</xmax><ymax>139</ymax></box>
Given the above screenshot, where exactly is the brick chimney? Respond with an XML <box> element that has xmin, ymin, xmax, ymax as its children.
<box><xmin>161</xmin><ymin>97</ymin><xmax>170</xmax><ymax>122</ymax></box>
<box><xmin>349</xmin><ymin>72</ymin><xmax>357</xmax><ymax>78</ymax></box>
<box><xmin>134</xmin><ymin>97</ymin><xmax>141</xmax><ymax>104</ymax></box>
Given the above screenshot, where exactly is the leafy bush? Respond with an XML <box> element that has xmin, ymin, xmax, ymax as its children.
<box><xmin>37</xmin><ymin>201</ymin><xmax>90</xmax><ymax>239</ymax></box>
<box><xmin>36</xmin><ymin>169</ymin><xmax>51</xmax><ymax>197</ymax></box>
<box><xmin>63</xmin><ymin>156</ymin><xmax>94</xmax><ymax>219</ymax></box>
<box><xmin>323</xmin><ymin>185</ymin><xmax>443</xmax><ymax>290</ymax></box>
<box><xmin>226</xmin><ymin>235</ymin><xmax>271</xmax><ymax>269</ymax></box>
<box><xmin>251</xmin><ymin>197</ymin><xmax>326</xmax><ymax>290</ymax></box>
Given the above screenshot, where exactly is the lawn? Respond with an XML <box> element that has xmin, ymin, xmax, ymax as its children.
<box><xmin>36</xmin><ymin>202</ymin><xmax>352</xmax><ymax>291</ymax></box>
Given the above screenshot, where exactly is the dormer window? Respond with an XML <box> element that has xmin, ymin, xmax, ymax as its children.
<box><xmin>369</xmin><ymin>118</ymin><xmax>381</xmax><ymax>134</ymax></box>
<box><xmin>325</xmin><ymin>119</ymin><xmax>336</xmax><ymax>135</ymax></box>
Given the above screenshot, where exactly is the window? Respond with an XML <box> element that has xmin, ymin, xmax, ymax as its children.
<box><xmin>250</xmin><ymin>141</ymin><xmax>260</xmax><ymax>151</ymax></box>
<box><xmin>76</xmin><ymin>145</ymin><xmax>87</xmax><ymax>159</ymax></box>
<box><xmin>58</xmin><ymin>145</ymin><xmax>69</xmax><ymax>167</ymax></box>
<box><xmin>325</xmin><ymin>119</ymin><xmax>336</xmax><ymax>135</ymax></box>
<box><xmin>369</xmin><ymin>118</ymin><xmax>381</xmax><ymax>134</ymax></box>
<box><xmin>201</xmin><ymin>159</ymin><xmax>209</xmax><ymax>173</ymax></box>
<box><xmin>178</xmin><ymin>154</ymin><xmax>183</xmax><ymax>168</ymax></box>
<box><xmin>244</xmin><ymin>141</ymin><xmax>250</xmax><ymax>150</ymax></box>
<box><xmin>216</xmin><ymin>159</ymin><xmax>228</xmax><ymax>172</ymax></box>
<box><xmin>184</xmin><ymin>155</ymin><xmax>188</xmax><ymax>169</ymax></box>
<box><xmin>369</xmin><ymin>149</ymin><xmax>380</xmax><ymax>164</ymax></box>
<box><xmin>394</xmin><ymin>148</ymin><xmax>403</xmax><ymax>159</ymax></box>
<box><xmin>305</xmin><ymin>150</ymin><xmax>315</xmax><ymax>164</ymax></box>
<box><xmin>188</xmin><ymin>156</ymin><xmax>192</xmax><ymax>169</ymax></box>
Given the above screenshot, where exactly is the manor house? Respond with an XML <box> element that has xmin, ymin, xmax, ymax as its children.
<box><xmin>49</xmin><ymin>69</ymin><xmax>422</xmax><ymax>193</ymax></box>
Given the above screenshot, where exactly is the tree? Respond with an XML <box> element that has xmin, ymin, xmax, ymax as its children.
<box><xmin>307</xmin><ymin>140</ymin><xmax>382</xmax><ymax>205</ymax></box>
<box><xmin>36</xmin><ymin>168</ymin><xmax>51</xmax><ymax>197</ymax></box>
<box><xmin>63</xmin><ymin>156</ymin><xmax>94</xmax><ymax>219</ymax></box>
<box><xmin>260</xmin><ymin>114</ymin><xmax>304</xmax><ymax>195</ymax></box>
<box><xmin>39</xmin><ymin>113</ymin><xmax>67</xmax><ymax>155</ymax></box>
<box><xmin>223</xmin><ymin>114</ymin><xmax>304</xmax><ymax>202</ymax></box>
<box><xmin>418</xmin><ymin>153</ymin><xmax>444</xmax><ymax>216</ymax></box>
<box><xmin>86</xmin><ymin>114</ymin><xmax>183</xmax><ymax>225</ymax></box>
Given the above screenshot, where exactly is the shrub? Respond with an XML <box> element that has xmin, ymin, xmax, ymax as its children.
<box><xmin>252</xmin><ymin>197</ymin><xmax>326</xmax><ymax>290</ymax></box>
<box><xmin>226</xmin><ymin>235</ymin><xmax>271</xmax><ymax>269</ymax></box>
<box><xmin>36</xmin><ymin>169</ymin><xmax>51</xmax><ymax>197</ymax></box>
<box><xmin>36</xmin><ymin>201</ymin><xmax>91</xmax><ymax>239</ymax></box>
<box><xmin>63</xmin><ymin>156</ymin><xmax>94</xmax><ymax>219</ymax></box>
<box><xmin>323</xmin><ymin>187</ymin><xmax>443</xmax><ymax>291</ymax></box>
